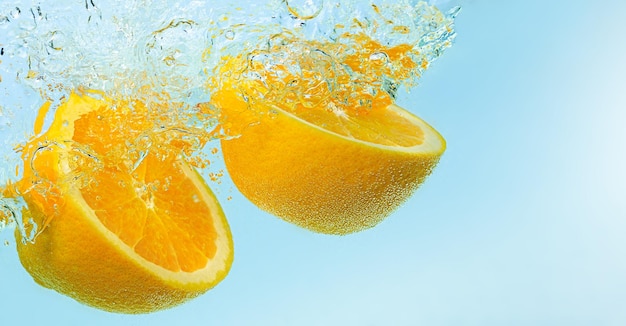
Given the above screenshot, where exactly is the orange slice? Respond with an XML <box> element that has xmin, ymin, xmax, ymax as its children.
<box><xmin>14</xmin><ymin>92</ymin><xmax>233</xmax><ymax>313</ymax></box>
<box><xmin>213</xmin><ymin>84</ymin><xmax>445</xmax><ymax>235</ymax></box>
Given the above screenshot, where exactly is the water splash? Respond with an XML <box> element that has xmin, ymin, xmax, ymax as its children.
<box><xmin>0</xmin><ymin>0</ymin><xmax>458</xmax><ymax>241</ymax></box>
<box><xmin>206</xmin><ymin>0</ymin><xmax>458</xmax><ymax>130</ymax></box>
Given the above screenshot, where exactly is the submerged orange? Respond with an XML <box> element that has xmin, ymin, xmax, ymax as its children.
<box><xmin>213</xmin><ymin>86</ymin><xmax>445</xmax><ymax>235</ymax></box>
<box><xmin>14</xmin><ymin>92</ymin><xmax>233</xmax><ymax>313</ymax></box>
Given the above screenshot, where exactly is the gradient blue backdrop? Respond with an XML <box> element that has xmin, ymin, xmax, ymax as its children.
<box><xmin>1</xmin><ymin>0</ymin><xmax>625</xmax><ymax>325</ymax></box>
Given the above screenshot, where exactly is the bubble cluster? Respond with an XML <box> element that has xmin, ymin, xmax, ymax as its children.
<box><xmin>206</xmin><ymin>0</ymin><xmax>458</xmax><ymax>125</ymax></box>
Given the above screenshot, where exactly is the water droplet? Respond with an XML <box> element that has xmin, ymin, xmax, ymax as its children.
<box><xmin>285</xmin><ymin>0</ymin><xmax>323</xmax><ymax>20</ymax></box>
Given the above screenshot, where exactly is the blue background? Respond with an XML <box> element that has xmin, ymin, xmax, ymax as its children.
<box><xmin>1</xmin><ymin>0</ymin><xmax>626</xmax><ymax>325</ymax></box>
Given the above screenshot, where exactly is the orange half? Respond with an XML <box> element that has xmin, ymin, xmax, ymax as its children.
<box><xmin>15</xmin><ymin>92</ymin><xmax>233</xmax><ymax>313</ymax></box>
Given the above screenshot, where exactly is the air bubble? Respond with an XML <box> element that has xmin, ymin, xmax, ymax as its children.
<box><xmin>224</xmin><ymin>29</ymin><xmax>235</xmax><ymax>40</ymax></box>
<box><xmin>10</xmin><ymin>7</ymin><xmax>21</xmax><ymax>19</ymax></box>
<box><xmin>369</xmin><ymin>52</ymin><xmax>389</xmax><ymax>63</ymax></box>
<box><xmin>285</xmin><ymin>0</ymin><xmax>324</xmax><ymax>20</ymax></box>
<box><xmin>163</xmin><ymin>55</ymin><xmax>176</xmax><ymax>66</ymax></box>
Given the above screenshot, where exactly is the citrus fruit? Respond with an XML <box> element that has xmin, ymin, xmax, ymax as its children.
<box><xmin>212</xmin><ymin>86</ymin><xmax>445</xmax><ymax>235</ymax></box>
<box><xmin>14</xmin><ymin>92</ymin><xmax>233</xmax><ymax>314</ymax></box>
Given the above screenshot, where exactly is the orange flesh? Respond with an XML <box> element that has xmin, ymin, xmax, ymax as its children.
<box><xmin>287</xmin><ymin>102</ymin><xmax>425</xmax><ymax>147</ymax></box>
<box><xmin>78</xmin><ymin>154</ymin><xmax>217</xmax><ymax>272</ymax></box>
<box><xmin>215</xmin><ymin>85</ymin><xmax>425</xmax><ymax>148</ymax></box>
